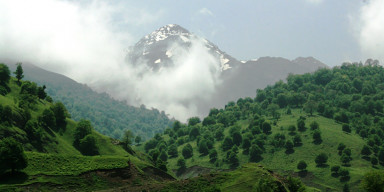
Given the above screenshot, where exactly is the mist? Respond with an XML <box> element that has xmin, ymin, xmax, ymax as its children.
<box><xmin>357</xmin><ymin>0</ymin><xmax>384</xmax><ymax>63</ymax></box>
<box><xmin>0</xmin><ymin>0</ymin><xmax>222</xmax><ymax>121</ymax></box>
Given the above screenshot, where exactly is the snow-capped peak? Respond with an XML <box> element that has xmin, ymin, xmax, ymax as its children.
<box><xmin>143</xmin><ymin>24</ymin><xmax>191</xmax><ymax>44</ymax></box>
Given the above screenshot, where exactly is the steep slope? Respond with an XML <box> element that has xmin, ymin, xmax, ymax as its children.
<box><xmin>138</xmin><ymin>63</ymin><xmax>383</xmax><ymax>191</ymax></box>
<box><xmin>3</xmin><ymin>61</ymin><xmax>173</xmax><ymax>140</ymax></box>
<box><xmin>0</xmin><ymin>67</ymin><xmax>175</xmax><ymax>191</ymax></box>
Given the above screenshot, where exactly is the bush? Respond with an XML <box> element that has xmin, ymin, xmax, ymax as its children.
<box><xmin>342</xmin><ymin>124</ymin><xmax>351</xmax><ymax>133</ymax></box>
<box><xmin>297</xmin><ymin>160</ymin><xmax>307</xmax><ymax>171</ymax></box>
<box><xmin>0</xmin><ymin>138</ymin><xmax>28</xmax><ymax>174</ymax></box>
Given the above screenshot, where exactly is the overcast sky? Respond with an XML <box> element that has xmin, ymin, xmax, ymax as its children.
<box><xmin>107</xmin><ymin>0</ymin><xmax>373</xmax><ymax>66</ymax></box>
<box><xmin>1</xmin><ymin>0</ymin><xmax>383</xmax><ymax>120</ymax></box>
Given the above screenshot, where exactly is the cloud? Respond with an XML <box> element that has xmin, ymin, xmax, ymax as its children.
<box><xmin>356</xmin><ymin>0</ymin><xmax>384</xmax><ymax>63</ymax></box>
<box><xmin>304</xmin><ymin>0</ymin><xmax>323</xmax><ymax>4</ymax></box>
<box><xmin>0</xmin><ymin>0</ymin><xmax>222</xmax><ymax>121</ymax></box>
<box><xmin>199</xmin><ymin>7</ymin><xmax>214</xmax><ymax>16</ymax></box>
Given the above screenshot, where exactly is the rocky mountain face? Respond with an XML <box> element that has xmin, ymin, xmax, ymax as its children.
<box><xmin>126</xmin><ymin>24</ymin><xmax>240</xmax><ymax>73</ymax></box>
<box><xmin>126</xmin><ymin>24</ymin><xmax>328</xmax><ymax>116</ymax></box>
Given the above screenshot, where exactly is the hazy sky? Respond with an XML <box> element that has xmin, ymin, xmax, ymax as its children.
<box><xmin>0</xmin><ymin>0</ymin><xmax>383</xmax><ymax>120</ymax></box>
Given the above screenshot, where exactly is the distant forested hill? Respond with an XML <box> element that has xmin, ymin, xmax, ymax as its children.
<box><xmin>4</xmin><ymin>61</ymin><xmax>173</xmax><ymax>140</ymax></box>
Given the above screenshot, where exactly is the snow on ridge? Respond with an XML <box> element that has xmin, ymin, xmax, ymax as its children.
<box><xmin>154</xmin><ymin>59</ymin><xmax>161</xmax><ymax>64</ymax></box>
<box><xmin>166</xmin><ymin>50</ymin><xmax>172</xmax><ymax>58</ymax></box>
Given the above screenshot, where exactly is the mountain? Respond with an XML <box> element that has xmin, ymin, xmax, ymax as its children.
<box><xmin>126</xmin><ymin>24</ymin><xmax>328</xmax><ymax>117</ymax></box>
<box><xmin>2</xmin><ymin>61</ymin><xmax>173</xmax><ymax>140</ymax></box>
<box><xmin>126</xmin><ymin>24</ymin><xmax>240</xmax><ymax>72</ymax></box>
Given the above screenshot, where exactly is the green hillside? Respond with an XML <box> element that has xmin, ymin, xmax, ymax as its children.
<box><xmin>137</xmin><ymin>62</ymin><xmax>384</xmax><ymax>191</ymax></box>
<box><xmin>4</xmin><ymin>61</ymin><xmax>173</xmax><ymax>140</ymax></box>
<box><xmin>0</xmin><ymin>63</ymin><xmax>175</xmax><ymax>191</ymax></box>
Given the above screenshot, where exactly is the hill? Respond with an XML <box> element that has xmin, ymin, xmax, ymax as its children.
<box><xmin>0</xmin><ymin>63</ymin><xmax>177</xmax><ymax>191</ymax></box>
<box><xmin>137</xmin><ymin>62</ymin><xmax>384</xmax><ymax>191</ymax></box>
<box><xmin>2</xmin><ymin>61</ymin><xmax>173</xmax><ymax>140</ymax></box>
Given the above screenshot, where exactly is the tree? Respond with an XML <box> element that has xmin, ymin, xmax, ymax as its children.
<box><xmin>343</xmin><ymin>183</ymin><xmax>350</xmax><ymax>192</ymax></box>
<box><xmin>303</xmin><ymin>100</ymin><xmax>317</xmax><ymax>116</ymax></box>
<box><xmin>135</xmin><ymin>136</ymin><xmax>142</xmax><ymax>144</ymax></box>
<box><xmin>209</xmin><ymin>149</ymin><xmax>218</xmax><ymax>163</ymax></box>
<box><xmin>14</xmin><ymin>62</ymin><xmax>24</xmax><ymax>84</ymax></box>
<box><xmin>39</xmin><ymin>108</ymin><xmax>56</xmax><ymax>129</ymax></box>
<box><xmin>177</xmin><ymin>158</ymin><xmax>186</xmax><ymax>173</ymax></box>
<box><xmin>0</xmin><ymin>64</ymin><xmax>11</xmax><ymax>85</ymax></box>
<box><xmin>231</xmin><ymin>131</ymin><xmax>242</xmax><ymax>146</ymax></box>
<box><xmin>310</xmin><ymin>121</ymin><xmax>319</xmax><ymax>130</ymax></box>
<box><xmin>249</xmin><ymin>144</ymin><xmax>263</xmax><ymax>162</ymax></box>
<box><xmin>189</xmin><ymin>126</ymin><xmax>200</xmax><ymax>140</ymax></box>
<box><xmin>338</xmin><ymin>143</ymin><xmax>346</xmax><ymax>155</ymax></box>
<box><xmin>222</xmin><ymin>136</ymin><xmax>233</xmax><ymax>151</ymax></box>
<box><xmin>202</xmin><ymin>116</ymin><xmax>215</xmax><ymax>126</ymax></box>
<box><xmin>378</xmin><ymin>148</ymin><xmax>384</xmax><ymax>165</ymax></box>
<box><xmin>267</xmin><ymin>103</ymin><xmax>280</xmax><ymax>119</ymax></box>
<box><xmin>37</xmin><ymin>85</ymin><xmax>47</xmax><ymax>100</ymax></box>
<box><xmin>361</xmin><ymin>170</ymin><xmax>384</xmax><ymax>192</ymax></box>
<box><xmin>159</xmin><ymin>150</ymin><xmax>168</xmax><ymax>161</ymax></box>
<box><xmin>262</xmin><ymin>121</ymin><xmax>272</xmax><ymax>134</ymax></box>
<box><xmin>361</xmin><ymin>145</ymin><xmax>372</xmax><ymax>157</ymax></box>
<box><xmin>51</xmin><ymin>102</ymin><xmax>67</xmax><ymax>129</ymax></box>
<box><xmin>342</xmin><ymin>124</ymin><xmax>351</xmax><ymax>133</ymax></box>
<box><xmin>0</xmin><ymin>138</ymin><xmax>28</xmax><ymax>174</ymax></box>
<box><xmin>182</xmin><ymin>144</ymin><xmax>193</xmax><ymax>159</ymax></box>
<box><xmin>241</xmin><ymin>138</ymin><xmax>251</xmax><ymax>153</ymax></box>
<box><xmin>198</xmin><ymin>139</ymin><xmax>209</xmax><ymax>155</ymax></box>
<box><xmin>312</xmin><ymin>130</ymin><xmax>322</xmax><ymax>144</ymax></box>
<box><xmin>285</xmin><ymin>140</ymin><xmax>294</xmax><ymax>153</ymax></box>
<box><xmin>188</xmin><ymin>117</ymin><xmax>201</xmax><ymax>126</ymax></box>
<box><xmin>79</xmin><ymin>135</ymin><xmax>99</xmax><ymax>156</ymax></box>
<box><xmin>315</xmin><ymin>153</ymin><xmax>328</xmax><ymax>167</ymax></box>
<box><xmin>293</xmin><ymin>135</ymin><xmax>302</xmax><ymax>147</ymax></box>
<box><xmin>167</xmin><ymin>144</ymin><xmax>178</xmax><ymax>158</ymax></box>
<box><xmin>122</xmin><ymin>129</ymin><xmax>134</xmax><ymax>148</ymax></box>
<box><xmin>297</xmin><ymin>119</ymin><xmax>306</xmax><ymax>132</ymax></box>
<box><xmin>288</xmin><ymin>125</ymin><xmax>296</xmax><ymax>135</ymax></box>
<box><xmin>227</xmin><ymin>150</ymin><xmax>239</xmax><ymax>168</ymax></box>
<box><xmin>74</xmin><ymin>119</ymin><xmax>92</xmax><ymax>146</ymax></box>
<box><xmin>286</xmin><ymin>176</ymin><xmax>306</xmax><ymax>192</ymax></box>
<box><xmin>297</xmin><ymin>160</ymin><xmax>307</xmax><ymax>172</ymax></box>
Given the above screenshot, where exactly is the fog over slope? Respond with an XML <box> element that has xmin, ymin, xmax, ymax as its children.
<box><xmin>0</xmin><ymin>0</ymin><xmax>383</xmax><ymax>121</ymax></box>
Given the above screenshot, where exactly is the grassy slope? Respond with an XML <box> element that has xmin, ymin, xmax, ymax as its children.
<box><xmin>0</xmin><ymin>78</ymin><xmax>161</xmax><ymax>191</ymax></box>
<box><xmin>137</xmin><ymin>109</ymin><xmax>378</xmax><ymax>191</ymax></box>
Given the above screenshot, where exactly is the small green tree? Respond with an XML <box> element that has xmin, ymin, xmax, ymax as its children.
<box><xmin>315</xmin><ymin>153</ymin><xmax>328</xmax><ymax>167</ymax></box>
<box><xmin>188</xmin><ymin>117</ymin><xmax>201</xmax><ymax>126</ymax></box>
<box><xmin>222</xmin><ymin>136</ymin><xmax>233</xmax><ymax>151</ymax></box>
<box><xmin>310</xmin><ymin>121</ymin><xmax>319</xmax><ymax>130</ymax></box>
<box><xmin>297</xmin><ymin>160</ymin><xmax>307</xmax><ymax>172</ymax></box>
<box><xmin>14</xmin><ymin>62</ymin><xmax>24</xmax><ymax>84</ymax></box>
<box><xmin>159</xmin><ymin>150</ymin><xmax>168</xmax><ymax>161</ymax></box>
<box><xmin>209</xmin><ymin>149</ymin><xmax>218</xmax><ymax>163</ymax></box>
<box><xmin>338</xmin><ymin>143</ymin><xmax>346</xmax><ymax>155</ymax></box>
<box><xmin>293</xmin><ymin>135</ymin><xmax>302</xmax><ymax>147</ymax></box>
<box><xmin>361</xmin><ymin>145</ymin><xmax>372</xmax><ymax>157</ymax></box>
<box><xmin>249</xmin><ymin>144</ymin><xmax>263</xmax><ymax>162</ymax></box>
<box><xmin>135</xmin><ymin>136</ymin><xmax>141</xmax><ymax>144</ymax></box>
<box><xmin>182</xmin><ymin>143</ymin><xmax>193</xmax><ymax>159</ymax></box>
<box><xmin>73</xmin><ymin>119</ymin><xmax>92</xmax><ymax>147</ymax></box>
<box><xmin>342</xmin><ymin>124</ymin><xmax>351</xmax><ymax>133</ymax></box>
<box><xmin>285</xmin><ymin>140</ymin><xmax>294</xmax><ymax>153</ymax></box>
<box><xmin>39</xmin><ymin>108</ymin><xmax>56</xmax><ymax>129</ymax></box>
<box><xmin>0</xmin><ymin>138</ymin><xmax>28</xmax><ymax>174</ymax></box>
<box><xmin>297</xmin><ymin>119</ymin><xmax>306</xmax><ymax>132</ymax></box>
<box><xmin>288</xmin><ymin>125</ymin><xmax>296</xmax><ymax>135</ymax></box>
<box><xmin>313</xmin><ymin>130</ymin><xmax>322</xmax><ymax>144</ymax></box>
<box><xmin>198</xmin><ymin>139</ymin><xmax>209</xmax><ymax>155</ymax></box>
<box><xmin>262</xmin><ymin>121</ymin><xmax>272</xmax><ymax>134</ymax></box>
<box><xmin>177</xmin><ymin>158</ymin><xmax>186</xmax><ymax>173</ymax></box>
<box><xmin>79</xmin><ymin>135</ymin><xmax>99</xmax><ymax>156</ymax></box>
<box><xmin>167</xmin><ymin>144</ymin><xmax>178</xmax><ymax>158</ymax></box>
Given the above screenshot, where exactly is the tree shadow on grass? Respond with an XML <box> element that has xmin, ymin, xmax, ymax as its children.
<box><xmin>298</xmin><ymin>170</ymin><xmax>308</xmax><ymax>178</ymax></box>
<box><xmin>285</xmin><ymin>149</ymin><xmax>294</xmax><ymax>155</ymax></box>
<box><xmin>340</xmin><ymin>176</ymin><xmax>350</xmax><ymax>182</ymax></box>
<box><xmin>362</xmin><ymin>156</ymin><xmax>371</xmax><ymax>161</ymax></box>
<box><xmin>0</xmin><ymin>171</ymin><xmax>28</xmax><ymax>184</ymax></box>
<box><xmin>316</xmin><ymin>164</ymin><xmax>329</xmax><ymax>168</ymax></box>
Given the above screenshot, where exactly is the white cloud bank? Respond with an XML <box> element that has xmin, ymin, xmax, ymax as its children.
<box><xmin>0</xmin><ymin>0</ymin><xmax>222</xmax><ymax>121</ymax></box>
<box><xmin>357</xmin><ymin>0</ymin><xmax>384</xmax><ymax>63</ymax></box>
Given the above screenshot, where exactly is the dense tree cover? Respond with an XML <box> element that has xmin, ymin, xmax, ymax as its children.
<box><xmin>361</xmin><ymin>170</ymin><xmax>384</xmax><ymax>192</ymax></box>
<box><xmin>140</xmin><ymin>62</ymin><xmax>384</xmax><ymax>190</ymax></box>
<box><xmin>0</xmin><ymin>138</ymin><xmax>28</xmax><ymax>174</ymax></box>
